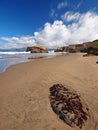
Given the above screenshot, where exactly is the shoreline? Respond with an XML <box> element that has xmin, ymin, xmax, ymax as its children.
<box><xmin>0</xmin><ymin>53</ymin><xmax>98</xmax><ymax>130</ymax></box>
<box><xmin>0</xmin><ymin>54</ymin><xmax>58</xmax><ymax>74</ymax></box>
<box><xmin>0</xmin><ymin>52</ymin><xmax>67</xmax><ymax>74</ymax></box>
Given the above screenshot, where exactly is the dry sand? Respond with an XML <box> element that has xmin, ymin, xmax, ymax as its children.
<box><xmin>0</xmin><ymin>53</ymin><xmax>98</xmax><ymax>130</ymax></box>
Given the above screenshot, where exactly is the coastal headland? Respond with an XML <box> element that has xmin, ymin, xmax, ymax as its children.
<box><xmin>0</xmin><ymin>53</ymin><xmax>98</xmax><ymax>130</ymax></box>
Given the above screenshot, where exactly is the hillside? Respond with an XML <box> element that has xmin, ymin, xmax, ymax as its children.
<box><xmin>91</xmin><ymin>39</ymin><xmax>98</xmax><ymax>47</ymax></box>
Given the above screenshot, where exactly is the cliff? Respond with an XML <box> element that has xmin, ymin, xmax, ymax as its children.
<box><xmin>55</xmin><ymin>44</ymin><xmax>84</xmax><ymax>53</ymax></box>
<box><xmin>55</xmin><ymin>39</ymin><xmax>98</xmax><ymax>55</ymax></box>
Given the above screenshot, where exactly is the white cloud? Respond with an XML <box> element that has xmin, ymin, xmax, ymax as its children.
<box><xmin>77</xmin><ymin>1</ymin><xmax>82</xmax><ymax>9</ymax></box>
<box><xmin>50</xmin><ymin>9</ymin><xmax>58</xmax><ymax>18</ymax></box>
<box><xmin>69</xmin><ymin>11</ymin><xmax>98</xmax><ymax>43</ymax></box>
<box><xmin>1</xmin><ymin>36</ymin><xmax>37</xmax><ymax>49</ymax></box>
<box><xmin>1</xmin><ymin>11</ymin><xmax>98</xmax><ymax>49</ymax></box>
<box><xmin>61</xmin><ymin>11</ymin><xmax>80</xmax><ymax>22</ymax></box>
<box><xmin>57</xmin><ymin>1</ymin><xmax>68</xmax><ymax>9</ymax></box>
<box><xmin>74</xmin><ymin>0</ymin><xmax>83</xmax><ymax>10</ymax></box>
<box><xmin>33</xmin><ymin>21</ymin><xmax>71</xmax><ymax>47</ymax></box>
<box><xmin>50</xmin><ymin>9</ymin><xmax>55</xmax><ymax>17</ymax></box>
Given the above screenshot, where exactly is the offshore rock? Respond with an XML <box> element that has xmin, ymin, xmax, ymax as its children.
<box><xmin>26</xmin><ymin>46</ymin><xmax>48</xmax><ymax>53</ymax></box>
<box><xmin>49</xmin><ymin>84</ymin><xmax>89</xmax><ymax>129</ymax></box>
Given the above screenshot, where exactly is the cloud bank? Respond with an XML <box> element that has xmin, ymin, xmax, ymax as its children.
<box><xmin>1</xmin><ymin>36</ymin><xmax>36</xmax><ymax>49</ymax></box>
<box><xmin>0</xmin><ymin>11</ymin><xmax>98</xmax><ymax>49</ymax></box>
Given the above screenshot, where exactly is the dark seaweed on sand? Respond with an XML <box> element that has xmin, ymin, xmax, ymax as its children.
<box><xmin>49</xmin><ymin>84</ymin><xmax>89</xmax><ymax>129</ymax></box>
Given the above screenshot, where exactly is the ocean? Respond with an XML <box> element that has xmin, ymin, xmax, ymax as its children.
<box><xmin>0</xmin><ymin>50</ymin><xmax>66</xmax><ymax>73</ymax></box>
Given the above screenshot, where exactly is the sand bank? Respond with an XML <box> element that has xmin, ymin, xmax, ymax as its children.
<box><xmin>0</xmin><ymin>53</ymin><xmax>98</xmax><ymax>130</ymax></box>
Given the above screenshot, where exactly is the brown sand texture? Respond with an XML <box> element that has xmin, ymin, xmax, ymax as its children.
<box><xmin>0</xmin><ymin>53</ymin><xmax>98</xmax><ymax>130</ymax></box>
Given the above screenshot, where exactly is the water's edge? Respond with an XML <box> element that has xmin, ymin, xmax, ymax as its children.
<box><xmin>0</xmin><ymin>52</ymin><xmax>67</xmax><ymax>73</ymax></box>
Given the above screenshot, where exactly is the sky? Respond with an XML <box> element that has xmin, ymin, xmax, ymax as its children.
<box><xmin>0</xmin><ymin>0</ymin><xmax>98</xmax><ymax>49</ymax></box>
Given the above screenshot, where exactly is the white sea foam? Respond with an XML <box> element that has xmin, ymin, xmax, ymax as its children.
<box><xmin>48</xmin><ymin>50</ymin><xmax>55</xmax><ymax>53</ymax></box>
<box><xmin>0</xmin><ymin>51</ymin><xmax>30</xmax><ymax>55</ymax></box>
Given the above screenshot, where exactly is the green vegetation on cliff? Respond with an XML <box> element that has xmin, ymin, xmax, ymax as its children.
<box><xmin>91</xmin><ymin>40</ymin><xmax>98</xmax><ymax>47</ymax></box>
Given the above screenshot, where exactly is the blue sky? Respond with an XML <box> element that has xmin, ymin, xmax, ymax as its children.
<box><xmin>0</xmin><ymin>0</ymin><xmax>98</xmax><ymax>49</ymax></box>
<box><xmin>0</xmin><ymin>0</ymin><xmax>51</xmax><ymax>36</ymax></box>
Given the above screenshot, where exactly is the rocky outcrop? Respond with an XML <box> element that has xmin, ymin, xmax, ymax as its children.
<box><xmin>28</xmin><ymin>56</ymin><xmax>46</xmax><ymax>59</ymax></box>
<box><xmin>55</xmin><ymin>44</ymin><xmax>84</xmax><ymax>53</ymax></box>
<box><xmin>87</xmin><ymin>47</ymin><xmax>98</xmax><ymax>55</ymax></box>
<box><xmin>26</xmin><ymin>46</ymin><xmax>48</xmax><ymax>53</ymax></box>
<box><xmin>49</xmin><ymin>84</ymin><xmax>89</xmax><ymax>129</ymax></box>
<box><xmin>83</xmin><ymin>42</ymin><xmax>92</xmax><ymax>48</ymax></box>
<box><xmin>83</xmin><ymin>47</ymin><xmax>98</xmax><ymax>56</ymax></box>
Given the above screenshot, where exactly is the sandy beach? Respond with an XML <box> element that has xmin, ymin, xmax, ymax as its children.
<box><xmin>0</xmin><ymin>53</ymin><xmax>98</xmax><ymax>130</ymax></box>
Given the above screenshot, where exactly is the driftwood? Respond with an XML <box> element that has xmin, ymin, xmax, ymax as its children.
<box><xmin>49</xmin><ymin>84</ymin><xmax>89</xmax><ymax>129</ymax></box>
